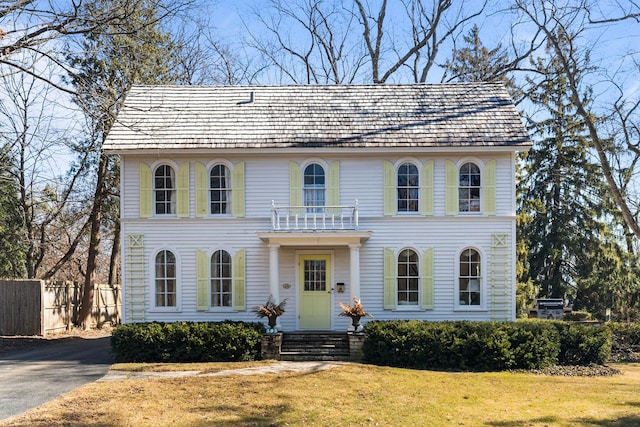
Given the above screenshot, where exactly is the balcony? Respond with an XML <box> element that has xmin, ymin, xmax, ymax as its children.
<box><xmin>271</xmin><ymin>200</ymin><xmax>359</xmax><ymax>231</ymax></box>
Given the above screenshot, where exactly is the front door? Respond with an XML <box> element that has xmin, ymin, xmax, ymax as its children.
<box><xmin>299</xmin><ymin>254</ymin><xmax>331</xmax><ymax>329</ymax></box>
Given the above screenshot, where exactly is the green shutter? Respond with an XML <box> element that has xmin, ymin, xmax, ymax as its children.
<box><xmin>232</xmin><ymin>162</ymin><xmax>245</xmax><ymax>217</ymax></box>
<box><xmin>196</xmin><ymin>249</ymin><xmax>209</xmax><ymax>311</ymax></box>
<box><xmin>139</xmin><ymin>163</ymin><xmax>152</xmax><ymax>218</ymax></box>
<box><xmin>195</xmin><ymin>163</ymin><xmax>208</xmax><ymax>217</ymax></box>
<box><xmin>383</xmin><ymin>248</ymin><xmax>396</xmax><ymax>310</ymax></box>
<box><xmin>177</xmin><ymin>163</ymin><xmax>190</xmax><ymax>218</ymax></box>
<box><xmin>327</xmin><ymin>161</ymin><xmax>340</xmax><ymax>213</ymax></box>
<box><xmin>484</xmin><ymin>160</ymin><xmax>496</xmax><ymax>215</ymax></box>
<box><xmin>233</xmin><ymin>249</ymin><xmax>246</xmax><ymax>311</ymax></box>
<box><xmin>421</xmin><ymin>248</ymin><xmax>434</xmax><ymax>310</ymax></box>
<box><xmin>445</xmin><ymin>160</ymin><xmax>458</xmax><ymax>216</ymax></box>
<box><xmin>289</xmin><ymin>162</ymin><xmax>302</xmax><ymax>214</ymax></box>
<box><xmin>383</xmin><ymin>161</ymin><xmax>395</xmax><ymax>216</ymax></box>
<box><xmin>421</xmin><ymin>160</ymin><xmax>434</xmax><ymax>216</ymax></box>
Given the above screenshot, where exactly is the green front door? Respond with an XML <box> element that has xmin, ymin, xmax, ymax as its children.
<box><xmin>299</xmin><ymin>255</ymin><xmax>332</xmax><ymax>329</ymax></box>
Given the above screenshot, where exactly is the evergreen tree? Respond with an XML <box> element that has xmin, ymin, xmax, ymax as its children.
<box><xmin>67</xmin><ymin>0</ymin><xmax>184</xmax><ymax>326</ymax></box>
<box><xmin>443</xmin><ymin>24</ymin><xmax>518</xmax><ymax>97</ymax></box>
<box><xmin>520</xmin><ymin>32</ymin><xmax>623</xmax><ymax>310</ymax></box>
<box><xmin>0</xmin><ymin>148</ymin><xmax>26</xmax><ymax>278</ymax></box>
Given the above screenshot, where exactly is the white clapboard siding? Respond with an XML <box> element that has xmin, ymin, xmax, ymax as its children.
<box><xmin>120</xmin><ymin>152</ymin><xmax>517</xmax><ymax>326</ymax></box>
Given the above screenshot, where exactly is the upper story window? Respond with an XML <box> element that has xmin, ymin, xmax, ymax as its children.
<box><xmin>459</xmin><ymin>162</ymin><xmax>481</xmax><ymax>213</ymax></box>
<box><xmin>211</xmin><ymin>250</ymin><xmax>232</xmax><ymax>307</ymax></box>
<box><xmin>398</xmin><ymin>249</ymin><xmax>419</xmax><ymax>306</ymax></box>
<box><xmin>304</xmin><ymin>163</ymin><xmax>325</xmax><ymax>212</ymax></box>
<box><xmin>155</xmin><ymin>250</ymin><xmax>177</xmax><ymax>307</ymax></box>
<box><xmin>397</xmin><ymin>163</ymin><xmax>419</xmax><ymax>212</ymax></box>
<box><xmin>210</xmin><ymin>164</ymin><xmax>230</xmax><ymax>215</ymax></box>
<box><xmin>459</xmin><ymin>248</ymin><xmax>481</xmax><ymax>306</ymax></box>
<box><xmin>154</xmin><ymin>165</ymin><xmax>176</xmax><ymax>215</ymax></box>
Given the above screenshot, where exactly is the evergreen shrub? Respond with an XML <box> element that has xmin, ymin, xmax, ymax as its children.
<box><xmin>363</xmin><ymin>320</ymin><xmax>609</xmax><ymax>371</ymax></box>
<box><xmin>111</xmin><ymin>321</ymin><xmax>265</xmax><ymax>362</ymax></box>
<box><xmin>605</xmin><ymin>322</ymin><xmax>640</xmax><ymax>361</ymax></box>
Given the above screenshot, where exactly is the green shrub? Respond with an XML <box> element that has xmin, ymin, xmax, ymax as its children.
<box><xmin>362</xmin><ymin>320</ymin><xmax>609</xmax><ymax>371</ymax></box>
<box><xmin>604</xmin><ymin>322</ymin><xmax>640</xmax><ymax>361</ymax></box>
<box><xmin>111</xmin><ymin>321</ymin><xmax>265</xmax><ymax>363</ymax></box>
<box><xmin>553</xmin><ymin>322</ymin><xmax>611</xmax><ymax>365</ymax></box>
<box><xmin>563</xmin><ymin>311</ymin><xmax>592</xmax><ymax>321</ymax></box>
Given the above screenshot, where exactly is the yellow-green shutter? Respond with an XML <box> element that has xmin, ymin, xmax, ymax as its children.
<box><xmin>383</xmin><ymin>248</ymin><xmax>396</xmax><ymax>309</ymax></box>
<box><xmin>139</xmin><ymin>163</ymin><xmax>152</xmax><ymax>218</ymax></box>
<box><xmin>327</xmin><ymin>161</ymin><xmax>340</xmax><ymax>214</ymax></box>
<box><xmin>195</xmin><ymin>163</ymin><xmax>208</xmax><ymax>217</ymax></box>
<box><xmin>177</xmin><ymin>163</ymin><xmax>190</xmax><ymax>218</ymax></box>
<box><xmin>445</xmin><ymin>160</ymin><xmax>458</xmax><ymax>216</ymax></box>
<box><xmin>484</xmin><ymin>160</ymin><xmax>496</xmax><ymax>215</ymax></box>
<box><xmin>383</xmin><ymin>161</ymin><xmax>395</xmax><ymax>216</ymax></box>
<box><xmin>196</xmin><ymin>249</ymin><xmax>209</xmax><ymax>311</ymax></box>
<box><xmin>421</xmin><ymin>248</ymin><xmax>434</xmax><ymax>310</ymax></box>
<box><xmin>232</xmin><ymin>162</ymin><xmax>245</xmax><ymax>217</ymax></box>
<box><xmin>289</xmin><ymin>162</ymin><xmax>302</xmax><ymax>215</ymax></box>
<box><xmin>233</xmin><ymin>249</ymin><xmax>246</xmax><ymax>311</ymax></box>
<box><xmin>421</xmin><ymin>160</ymin><xmax>434</xmax><ymax>216</ymax></box>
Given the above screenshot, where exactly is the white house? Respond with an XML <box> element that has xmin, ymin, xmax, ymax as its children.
<box><xmin>103</xmin><ymin>83</ymin><xmax>530</xmax><ymax>331</ymax></box>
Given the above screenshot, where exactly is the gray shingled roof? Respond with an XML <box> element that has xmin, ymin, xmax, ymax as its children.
<box><xmin>103</xmin><ymin>83</ymin><xmax>530</xmax><ymax>151</ymax></box>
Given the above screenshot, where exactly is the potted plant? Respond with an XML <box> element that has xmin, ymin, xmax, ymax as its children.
<box><xmin>252</xmin><ymin>295</ymin><xmax>287</xmax><ymax>333</ymax></box>
<box><xmin>338</xmin><ymin>297</ymin><xmax>373</xmax><ymax>332</ymax></box>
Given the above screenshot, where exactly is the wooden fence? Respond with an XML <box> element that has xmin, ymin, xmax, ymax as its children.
<box><xmin>0</xmin><ymin>280</ymin><xmax>121</xmax><ymax>336</ymax></box>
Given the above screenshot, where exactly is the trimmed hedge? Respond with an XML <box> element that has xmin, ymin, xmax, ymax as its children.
<box><xmin>605</xmin><ymin>322</ymin><xmax>640</xmax><ymax>361</ymax></box>
<box><xmin>111</xmin><ymin>321</ymin><xmax>265</xmax><ymax>363</ymax></box>
<box><xmin>363</xmin><ymin>320</ymin><xmax>611</xmax><ymax>371</ymax></box>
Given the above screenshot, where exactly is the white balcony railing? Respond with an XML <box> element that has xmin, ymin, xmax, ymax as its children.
<box><xmin>271</xmin><ymin>200</ymin><xmax>359</xmax><ymax>231</ymax></box>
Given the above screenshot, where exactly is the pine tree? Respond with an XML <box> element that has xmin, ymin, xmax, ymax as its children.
<box><xmin>520</xmin><ymin>31</ymin><xmax>620</xmax><ymax>306</ymax></box>
<box><xmin>0</xmin><ymin>147</ymin><xmax>26</xmax><ymax>278</ymax></box>
<box><xmin>443</xmin><ymin>24</ymin><xmax>517</xmax><ymax>97</ymax></box>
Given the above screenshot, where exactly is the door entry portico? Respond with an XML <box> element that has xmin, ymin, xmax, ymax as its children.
<box><xmin>299</xmin><ymin>254</ymin><xmax>331</xmax><ymax>329</ymax></box>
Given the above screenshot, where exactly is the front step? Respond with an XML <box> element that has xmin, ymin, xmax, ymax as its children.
<box><xmin>280</xmin><ymin>332</ymin><xmax>350</xmax><ymax>362</ymax></box>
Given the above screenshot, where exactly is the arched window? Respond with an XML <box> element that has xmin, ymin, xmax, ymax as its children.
<box><xmin>398</xmin><ymin>249</ymin><xmax>419</xmax><ymax>306</ymax></box>
<box><xmin>397</xmin><ymin>163</ymin><xmax>419</xmax><ymax>212</ymax></box>
<box><xmin>155</xmin><ymin>250</ymin><xmax>176</xmax><ymax>307</ymax></box>
<box><xmin>210</xmin><ymin>164</ymin><xmax>230</xmax><ymax>214</ymax></box>
<box><xmin>459</xmin><ymin>248</ymin><xmax>481</xmax><ymax>306</ymax></box>
<box><xmin>304</xmin><ymin>163</ymin><xmax>325</xmax><ymax>212</ymax></box>
<box><xmin>154</xmin><ymin>165</ymin><xmax>176</xmax><ymax>215</ymax></box>
<box><xmin>211</xmin><ymin>250</ymin><xmax>232</xmax><ymax>307</ymax></box>
<box><xmin>459</xmin><ymin>162</ymin><xmax>481</xmax><ymax>212</ymax></box>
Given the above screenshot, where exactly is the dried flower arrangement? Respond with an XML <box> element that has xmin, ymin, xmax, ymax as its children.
<box><xmin>338</xmin><ymin>297</ymin><xmax>373</xmax><ymax>330</ymax></box>
<box><xmin>252</xmin><ymin>295</ymin><xmax>287</xmax><ymax>331</ymax></box>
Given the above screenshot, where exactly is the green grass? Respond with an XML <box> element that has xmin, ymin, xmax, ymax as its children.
<box><xmin>2</xmin><ymin>363</ymin><xmax>639</xmax><ymax>426</ymax></box>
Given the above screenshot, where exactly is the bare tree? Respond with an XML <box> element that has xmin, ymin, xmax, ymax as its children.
<box><xmin>0</xmin><ymin>54</ymin><xmax>92</xmax><ymax>279</ymax></box>
<box><xmin>246</xmin><ymin>0</ymin><xmax>365</xmax><ymax>84</ymax></box>
<box><xmin>513</xmin><ymin>0</ymin><xmax>640</xmax><ymax>240</ymax></box>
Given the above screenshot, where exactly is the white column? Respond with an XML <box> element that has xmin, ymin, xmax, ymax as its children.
<box><xmin>349</xmin><ymin>243</ymin><xmax>361</xmax><ymax>301</ymax></box>
<box><xmin>268</xmin><ymin>243</ymin><xmax>280</xmax><ymax>303</ymax></box>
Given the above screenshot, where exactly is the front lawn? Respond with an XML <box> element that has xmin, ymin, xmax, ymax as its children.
<box><xmin>2</xmin><ymin>363</ymin><xmax>639</xmax><ymax>426</ymax></box>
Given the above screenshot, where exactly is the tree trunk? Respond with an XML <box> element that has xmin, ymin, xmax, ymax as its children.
<box><xmin>108</xmin><ymin>217</ymin><xmax>120</xmax><ymax>286</ymax></box>
<box><xmin>77</xmin><ymin>152</ymin><xmax>109</xmax><ymax>328</ymax></box>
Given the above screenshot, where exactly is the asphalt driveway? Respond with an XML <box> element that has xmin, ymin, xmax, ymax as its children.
<box><xmin>0</xmin><ymin>336</ymin><xmax>112</xmax><ymax>420</ymax></box>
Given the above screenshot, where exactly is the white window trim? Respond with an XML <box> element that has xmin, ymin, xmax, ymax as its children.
<box><xmin>208</xmin><ymin>248</ymin><xmax>237</xmax><ymax>312</ymax></box>
<box><xmin>394</xmin><ymin>158</ymin><xmax>421</xmax><ymax>216</ymax></box>
<box><xmin>150</xmin><ymin>248</ymin><xmax>182</xmax><ymax>312</ymax></box>
<box><xmin>206</xmin><ymin>161</ymin><xmax>234</xmax><ymax>217</ymax></box>
<box><xmin>150</xmin><ymin>159</ymin><xmax>180</xmax><ymax>218</ymax></box>
<box><xmin>456</xmin><ymin>157</ymin><xmax>484</xmax><ymax>216</ymax></box>
<box><xmin>395</xmin><ymin>246</ymin><xmax>422</xmax><ymax>310</ymax></box>
<box><xmin>454</xmin><ymin>246</ymin><xmax>487</xmax><ymax>311</ymax></box>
